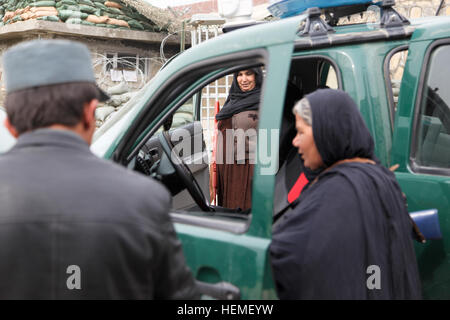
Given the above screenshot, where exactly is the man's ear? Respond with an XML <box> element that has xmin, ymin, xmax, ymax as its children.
<box><xmin>82</xmin><ymin>99</ymin><xmax>98</xmax><ymax>129</ymax></box>
<box><xmin>4</xmin><ymin>118</ymin><xmax>19</xmax><ymax>138</ymax></box>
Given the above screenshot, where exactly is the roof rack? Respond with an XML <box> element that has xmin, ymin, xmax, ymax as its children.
<box><xmin>222</xmin><ymin>20</ymin><xmax>267</xmax><ymax>33</ymax></box>
<box><xmin>273</xmin><ymin>0</ymin><xmax>410</xmax><ymax>30</ymax></box>
<box><xmin>379</xmin><ymin>0</ymin><xmax>410</xmax><ymax>28</ymax></box>
<box><xmin>323</xmin><ymin>3</ymin><xmax>373</xmax><ymax>26</ymax></box>
<box><xmin>268</xmin><ymin>0</ymin><xmax>373</xmax><ymax>19</ymax></box>
<box><xmin>298</xmin><ymin>7</ymin><xmax>335</xmax><ymax>37</ymax></box>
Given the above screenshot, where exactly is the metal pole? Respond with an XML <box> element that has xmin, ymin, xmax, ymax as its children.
<box><xmin>180</xmin><ymin>20</ymin><xmax>186</xmax><ymax>52</ymax></box>
<box><xmin>436</xmin><ymin>0</ymin><xmax>445</xmax><ymax>15</ymax></box>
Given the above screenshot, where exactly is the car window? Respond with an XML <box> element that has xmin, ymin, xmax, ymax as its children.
<box><xmin>133</xmin><ymin>66</ymin><xmax>265</xmax><ymax>218</ymax></box>
<box><xmin>200</xmin><ymin>74</ymin><xmax>234</xmax><ymax>156</ymax></box>
<box><xmin>386</xmin><ymin>48</ymin><xmax>408</xmax><ymax>127</ymax></box>
<box><xmin>319</xmin><ymin>61</ymin><xmax>338</xmax><ymax>89</ymax></box>
<box><xmin>414</xmin><ymin>45</ymin><xmax>450</xmax><ymax>170</ymax></box>
<box><xmin>325</xmin><ymin>65</ymin><xmax>338</xmax><ymax>89</ymax></box>
<box><xmin>172</xmin><ymin>98</ymin><xmax>195</xmax><ymax>129</ymax></box>
<box><xmin>274</xmin><ymin>56</ymin><xmax>341</xmax><ymax>215</ymax></box>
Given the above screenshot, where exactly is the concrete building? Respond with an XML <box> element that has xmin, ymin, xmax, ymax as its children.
<box><xmin>149</xmin><ymin>0</ymin><xmax>272</xmax><ymax>20</ymax></box>
<box><xmin>0</xmin><ymin>0</ymin><xmax>183</xmax><ymax>109</ymax></box>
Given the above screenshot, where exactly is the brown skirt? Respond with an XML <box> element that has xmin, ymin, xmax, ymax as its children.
<box><xmin>216</xmin><ymin>162</ymin><xmax>254</xmax><ymax>211</ymax></box>
<box><xmin>215</xmin><ymin>118</ymin><xmax>254</xmax><ymax>210</ymax></box>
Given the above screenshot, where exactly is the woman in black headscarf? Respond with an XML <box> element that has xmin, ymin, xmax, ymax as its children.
<box><xmin>270</xmin><ymin>89</ymin><xmax>422</xmax><ymax>299</ymax></box>
<box><xmin>215</xmin><ymin>68</ymin><xmax>263</xmax><ymax>210</ymax></box>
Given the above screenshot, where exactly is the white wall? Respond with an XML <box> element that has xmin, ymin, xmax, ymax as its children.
<box><xmin>144</xmin><ymin>0</ymin><xmax>209</xmax><ymax>9</ymax></box>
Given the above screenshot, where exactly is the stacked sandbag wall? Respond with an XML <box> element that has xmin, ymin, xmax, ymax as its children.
<box><xmin>0</xmin><ymin>0</ymin><xmax>165</xmax><ymax>31</ymax></box>
<box><xmin>95</xmin><ymin>81</ymin><xmax>136</xmax><ymax>128</ymax></box>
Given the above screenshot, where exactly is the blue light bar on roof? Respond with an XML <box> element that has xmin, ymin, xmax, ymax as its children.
<box><xmin>268</xmin><ymin>0</ymin><xmax>374</xmax><ymax>18</ymax></box>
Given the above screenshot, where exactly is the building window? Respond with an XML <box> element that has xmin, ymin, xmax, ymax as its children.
<box><xmin>104</xmin><ymin>53</ymin><xmax>148</xmax><ymax>83</ymax></box>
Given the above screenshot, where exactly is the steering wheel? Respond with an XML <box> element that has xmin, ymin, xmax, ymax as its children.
<box><xmin>158</xmin><ymin>131</ymin><xmax>212</xmax><ymax>212</ymax></box>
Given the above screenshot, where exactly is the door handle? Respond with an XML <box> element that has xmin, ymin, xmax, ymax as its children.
<box><xmin>195</xmin><ymin>280</ymin><xmax>241</xmax><ymax>300</ymax></box>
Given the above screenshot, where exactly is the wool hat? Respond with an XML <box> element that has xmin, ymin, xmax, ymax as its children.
<box><xmin>2</xmin><ymin>39</ymin><xmax>110</xmax><ymax>101</ymax></box>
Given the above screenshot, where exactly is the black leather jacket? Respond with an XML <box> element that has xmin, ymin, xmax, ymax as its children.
<box><xmin>0</xmin><ymin>129</ymin><xmax>199</xmax><ymax>299</ymax></box>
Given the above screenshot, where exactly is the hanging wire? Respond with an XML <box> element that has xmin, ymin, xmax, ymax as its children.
<box><xmin>160</xmin><ymin>29</ymin><xmax>189</xmax><ymax>63</ymax></box>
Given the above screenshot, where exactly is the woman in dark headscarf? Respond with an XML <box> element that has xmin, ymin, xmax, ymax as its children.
<box><xmin>215</xmin><ymin>68</ymin><xmax>263</xmax><ymax>210</ymax></box>
<box><xmin>270</xmin><ymin>89</ymin><xmax>422</xmax><ymax>299</ymax></box>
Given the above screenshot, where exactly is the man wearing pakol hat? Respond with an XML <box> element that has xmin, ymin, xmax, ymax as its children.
<box><xmin>0</xmin><ymin>39</ymin><xmax>199</xmax><ymax>299</ymax></box>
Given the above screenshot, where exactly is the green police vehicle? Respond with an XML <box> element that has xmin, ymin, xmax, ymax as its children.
<box><xmin>1</xmin><ymin>0</ymin><xmax>449</xmax><ymax>299</ymax></box>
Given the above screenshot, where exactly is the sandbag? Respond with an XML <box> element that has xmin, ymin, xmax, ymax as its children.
<box><xmin>106</xmin><ymin>17</ymin><xmax>128</xmax><ymax>27</ymax></box>
<box><xmin>32</xmin><ymin>1</ymin><xmax>56</xmax><ymax>7</ymax></box>
<box><xmin>101</xmin><ymin>11</ymin><xmax>116</xmax><ymax>18</ymax></box>
<box><xmin>81</xmin><ymin>20</ymin><xmax>95</xmax><ymax>26</ymax></box>
<box><xmin>3</xmin><ymin>11</ymin><xmax>15</xmax><ymax>22</ymax></box>
<box><xmin>30</xmin><ymin>6</ymin><xmax>57</xmax><ymax>13</ymax></box>
<box><xmin>95</xmin><ymin>106</ymin><xmax>115</xmax><ymax>122</ymax></box>
<box><xmin>34</xmin><ymin>10</ymin><xmax>58</xmax><ymax>17</ymax></box>
<box><xmin>108</xmin><ymin>96</ymin><xmax>123</xmax><ymax>107</ymax></box>
<box><xmin>37</xmin><ymin>15</ymin><xmax>60</xmax><ymax>21</ymax></box>
<box><xmin>104</xmin><ymin>1</ymin><xmax>122</xmax><ymax>9</ymax></box>
<box><xmin>128</xmin><ymin>19</ymin><xmax>144</xmax><ymax>30</ymax></box>
<box><xmin>56</xmin><ymin>0</ymin><xmax>78</xmax><ymax>7</ymax></box>
<box><xmin>11</xmin><ymin>15</ymin><xmax>22</xmax><ymax>22</ymax></box>
<box><xmin>79</xmin><ymin>4</ymin><xmax>96</xmax><ymax>14</ymax></box>
<box><xmin>108</xmin><ymin>93</ymin><xmax>134</xmax><ymax>108</ymax></box>
<box><xmin>94</xmin><ymin>2</ymin><xmax>107</xmax><ymax>11</ymax></box>
<box><xmin>15</xmin><ymin>7</ymin><xmax>29</xmax><ymax>15</ymax></box>
<box><xmin>142</xmin><ymin>22</ymin><xmax>156</xmax><ymax>31</ymax></box>
<box><xmin>20</xmin><ymin>12</ymin><xmax>32</xmax><ymax>20</ymax></box>
<box><xmin>118</xmin><ymin>92</ymin><xmax>133</xmax><ymax>104</ymax></box>
<box><xmin>57</xmin><ymin>4</ymin><xmax>79</xmax><ymax>11</ymax></box>
<box><xmin>128</xmin><ymin>12</ymin><xmax>144</xmax><ymax>21</ymax></box>
<box><xmin>58</xmin><ymin>10</ymin><xmax>87</xmax><ymax>21</ymax></box>
<box><xmin>5</xmin><ymin>0</ymin><xmax>15</xmax><ymax>10</ymax></box>
<box><xmin>105</xmin><ymin>7</ymin><xmax>122</xmax><ymax>15</ymax></box>
<box><xmin>65</xmin><ymin>17</ymin><xmax>82</xmax><ymax>24</ymax></box>
<box><xmin>95</xmin><ymin>23</ymin><xmax>107</xmax><ymax>27</ymax></box>
<box><xmin>85</xmin><ymin>14</ymin><xmax>108</xmax><ymax>24</ymax></box>
<box><xmin>79</xmin><ymin>0</ymin><xmax>95</xmax><ymax>6</ymax></box>
<box><xmin>107</xmin><ymin>81</ymin><xmax>129</xmax><ymax>95</ymax></box>
<box><xmin>116</xmin><ymin>14</ymin><xmax>130</xmax><ymax>21</ymax></box>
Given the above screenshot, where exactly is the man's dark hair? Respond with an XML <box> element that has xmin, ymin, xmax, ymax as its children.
<box><xmin>5</xmin><ymin>82</ymin><xmax>100</xmax><ymax>134</ymax></box>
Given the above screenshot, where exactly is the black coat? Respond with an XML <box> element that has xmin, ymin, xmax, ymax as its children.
<box><xmin>270</xmin><ymin>89</ymin><xmax>422</xmax><ymax>299</ymax></box>
<box><xmin>0</xmin><ymin>129</ymin><xmax>199</xmax><ymax>299</ymax></box>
